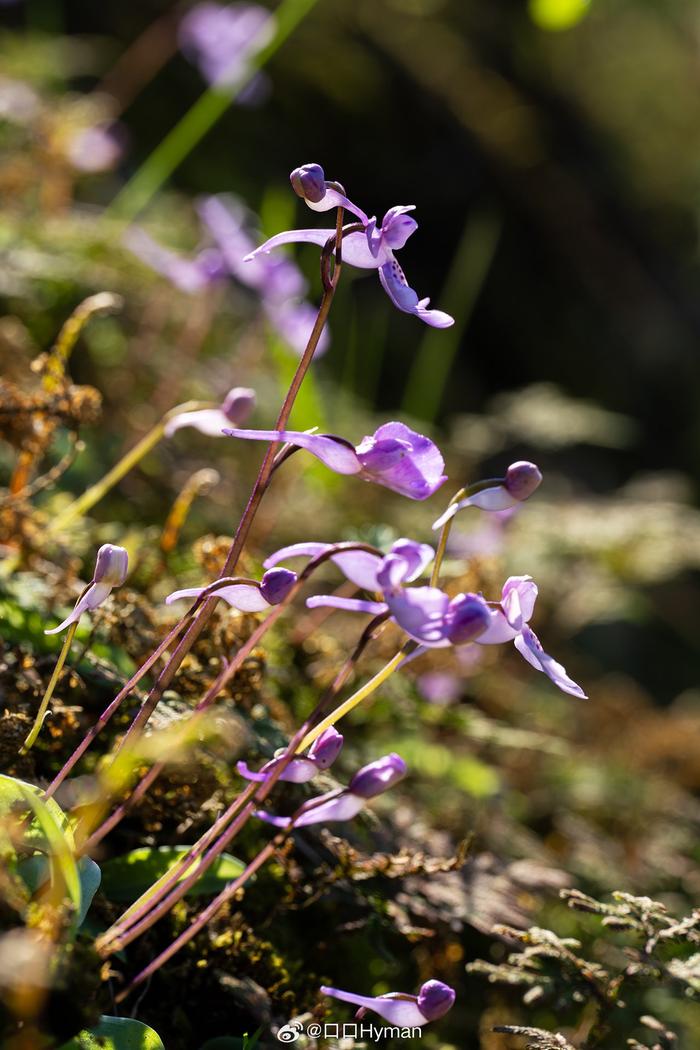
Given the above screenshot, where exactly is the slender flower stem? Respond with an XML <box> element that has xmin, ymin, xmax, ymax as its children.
<box><xmin>98</xmin><ymin>615</ymin><xmax>386</xmax><ymax>952</ymax></box>
<box><xmin>21</xmin><ymin>623</ymin><xmax>78</xmax><ymax>753</ymax></box>
<box><xmin>114</xmin><ymin>831</ymin><xmax>287</xmax><ymax>1001</ymax></box>
<box><xmin>296</xmin><ymin>647</ymin><xmax>408</xmax><ymax>754</ymax></box>
<box><xmin>50</xmin><ymin>401</ymin><xmax>209</xmax><ymax>531</ymax></box>
<box><xmin>80</xmin><ymin>543</ymin><xmax>377</xmax><ymax>850</ymax></box>
<box><xmin>430</xmin><ymin>486</ymin><xmax>467</xmax><ymax>587</ymax></box>
<box><xmin>44</xmin><ymin>614</ymin><xmax>193</xmax><ymax>798</ymax></box>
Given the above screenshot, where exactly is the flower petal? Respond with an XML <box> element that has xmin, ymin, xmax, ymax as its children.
<box><xmin>223</xmin><ymin>427</ymin><xmax>362</xmax><ymax>474</ymax></box>
<box><xmin>514</xmin><ymin>626</ymin><xmax>587</xmax><ymax>699</ymax></box>
<box><xmin>237</xmin><ymin>757</ymin><xmax>318</xmax><ymax>784</ymax></box>
<box><xmin>320</xmin><ymin>988</ymin><xmax>428</xmax><ymax>1028</ymax></box>
<box><xmin>384</xmin><ymin>586</ymin><xmax>452</xmax><ymax>647</ymax></box>
<box><xmin>306</xmin><ymin>188</ymin><xmax>369</xmax><ymax>224</ymax></box>
<box><xmin>501</xmin><ymin>575</ymin><xmax>538</xmax><ymax>630</ymax></box>
<box><xmin>165</xmin><ymin>583</ymin><xmax>269</xmax><ymax>612</ymax></box>
<box><xmin>357</xmin><ymin>422</ymin><xmax>446</xmax><ymax>500</ymax></box>
<box><xmin>44</xmin><ymin>582</ymin><xmax>111</xmax><ymax>635</ymax></box>
<box><xmin>164</xmin><ymin>407</ymin><xmax>230</xmax><ymax>437</ymax></box>
<box><xmin>306</xmin><ymin>595</ymin><xmax>389</xmax><ymax>616</ymax></box>
<box><xmin>475</xmin><ymin>606</ymin><xmax>519</xmax><ymax>644</ymax></box>
<box><xmin>378</xmin><ymin>257</ymin><xmax>454</xmax><ymax>328</ymax></box>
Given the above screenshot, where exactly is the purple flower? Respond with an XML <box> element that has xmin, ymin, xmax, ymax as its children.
<box><xmin>164</xmin><ymin>386</ymin><xmax>255</xmax><ymax>437</ymax></box>
<box><xmin>46</xmin><ymin>544</ymin><xmax>128</xmax><ymax>635</ymax></box>
<box><xmin>223</xmin><ymin>421</ymin><xmax>447</xmax><ymax>499</ymax></box>
<box><xmin>165</xmin><ymin>566</ymin><xmax>297</xmax><ymax>612</ymax></box>
<box><xmin>433</xmin><ymin>461</ymin><xmax>543</xmax><ymax>529</ymax></box>
<box><xmin>278</xmin><ymin>537</ymin><xmax>490</xmax><ymax>648</ymax></box>
<box><xmin>123</xmin><ymin>227</ymin><xmax>226</xmax><ymax>294</ymax></box>
<box><xmin>255</xmin><ymin>752</ymin><xmax>407</xmax><ymax>829</ymax></box>
<box><xmin>237</xmin><ymin>727</ymin><xmax>343</xmax><ymax>784</ymax></box>
<box><xmin>320</xmin><ymin>979</ymin><xmax>456</xmax><ymax>1028</ymax></box>
<box><xmin>246</xmin><ymin>163</ymin><xmax>455</xmax><ymax>328</ymax></box>
<box><xmin>477</xmin><ymin>575</ymin><xmax>587</xmax><ymax>698</ymax></box>
<box><xmin>178</xmin><ymin>3</ymin><xmax>274</xmax><ymax>91</ymax></box>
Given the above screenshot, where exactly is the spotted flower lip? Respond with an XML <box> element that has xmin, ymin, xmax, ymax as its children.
<box><xmin>476</xmin><ymin>575</ymin><xmax>587</xmax><ymax>699</ymax></box>
<box><xmin>165</xmin><ymin>567</ymin><xmax>297</xmax><ymax>613</ymax></box>
<box><xmin>45</xmin><ymin>544</ymin><xmax>129</xmax><ymax>636</ymax></box>
<box><xmin>254</xmin><ymin>752</ymin><xmax>407</xmax><ymax>829</ymax></box>
<box><xmin>237</xmin><ymin>727</ymin><xmax>343</xmax><ymax>784</ymax></box>
<box><xmin>164</xmin><ymin>386</ymin><xmax>256</xmax><ymax>438</ymax></box>
<box><xmin>223</xmin><ymin>421</ymin><xmax>447</xmax><ymax>500</ymax></box>
<box><xmin>433</xmin><ymin>461</ymin><xmax>543</xmax><ymax>529</ymax></box>
<box><xmin>320</xmin><ymin>979</ymin><xmax>456</xmax><ymax>1028</ymax></box>
<box><xmin>245</xmin><ymin>164</ymin><xmax>454</xmax><ymax>328</ymax></box>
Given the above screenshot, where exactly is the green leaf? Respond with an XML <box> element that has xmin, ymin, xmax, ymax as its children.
<box><xmin>76</xmin><ymin>856</ymin><xmax>101</xmax><ymax>928</ymax></box>
<box><xmin>0</xmin><ymin>775</ymin><xmax>81</xmax><ymax>927</ymax></box>
<box><xmin>100</xmin><ymin>846</ymin><xmax>246</xmax><ymax>904</ymax></box>
<box><xmin>59</xmin><ymin>1016</ymin><xmax>165</xmax><ymax>1050</ymax></box>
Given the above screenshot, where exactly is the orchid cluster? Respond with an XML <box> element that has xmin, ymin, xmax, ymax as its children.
<box><xmin>28</xmin><ymin>163</ymin><xmax>591</xmax><ymax>1037</ymax></box>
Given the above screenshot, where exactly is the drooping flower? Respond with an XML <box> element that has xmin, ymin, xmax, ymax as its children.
<box><xmin>321</xmin><ymin>979</ymin><xmax>456</xmax><ymax>1028</ymax></box>
<box><xmin>165</xmin><ymin>566</ymin><xmax>297</xmax><ymax>612</ymax></box>
<box><xmin>223</xmin><ymin>421</ymin><xmax>447</xmax><ymax>499</ymax></box>
<box><xmin>178</xmin><ymin>2</ymin><xmax>274</xmax><ymax>94</ymax></box>
<box><xmin>237</xmin><ymin>727</ymin><xmax>343</xmax><ymax>784</ymax></box>
<box><xmin>255</xmin><ymin>752</ymin><xmax>407</xmax><ymax>829</ymax></box>
<box><xmin>247</xmin><ymin>162</ymin><xmax>455</xmax><ymax>328</ymax></box>
<box><xmin>123</xmin><ymin>227</ymin><xmax>227</xmax><ymax>294</ymax></box>
<box><xmin>164</xmin><ymin>386</ymin><xmax>256</xmax><ymax>437</ymax></box>
<box><xmin>268</xmin><ymin>538</ymin><xmax>490</xmax><ymax>648</ymax></box>
<box><xmin>476</xmin><ymin>575</ymin><xmax>587</xmax><ymax>698</ymax></box>
<box><xmin>46</xmin><ymin>544</ymin><xmax>129</xmax><ymax>635</ymax></box>
<box><xmin>433</xmin><ymin>461</ymin><xmax>543</xmax><ymax>529</ymax></box>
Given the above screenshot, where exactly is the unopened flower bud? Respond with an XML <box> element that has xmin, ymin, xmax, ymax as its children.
<box><xmin>290</xmin><ymin>163</ymin><xmax>326</xmax><ymax>204</ymax></box>
<box><xmin>259</xmin><ymin>567</ymin><xmax>297</xmax><ymax>605</ymax></box>
<box><xmin>222</xmin><ymin>386</ymin><xmax>256</xmax><ymax>425</ymax></box>
<box><xmin>445</xmin><ymin>593</ymin><xmax>491</xmax><ymax>645</ymax></box>
<box><xmin>504</xmin><ymin>460</ymin><xmax>542</xmax><ymax>502</ymax></box>
<box><xmin>307</xmin><ymin>726</ymin><xmax>344</xmax><ymax>768</ymax></box>
<box><xmin>93</xmin><ymin>544</ymin><xmax>129</xmax><ymax>587</ymax></box>
<box><xmin>349</xmin><ymin>753</ymin><xmax>407</xmax><ymax>799</ymax></box>
<box><xmin>417</xmin><ymin>981</ymin><xmax>456</xmax><ymax>1022</ymax></box>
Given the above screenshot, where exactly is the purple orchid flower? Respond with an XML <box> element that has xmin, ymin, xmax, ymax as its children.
<box><xmin>178</xmin><ymin>3</ymin><xmax>274</xmax><ymax>94</ymax></box>
<box><xmin>255</xmin><ymin>752</ymin><xmax>407</xmax><ymax>829</ymax></box>
<box><xmin>66</xmin><ymin>123</ymin><xmax>126</xmax><ymax>174</ymax></box>
<box><xmin>46</xmin><ymin>544</ymin><xmax>128</xmax><ymax>635</ymax></box>
<box><xmin>321</xmin><ymin>979</ymin><xmax>456</xmax><ymax>1028</ymax></box>
<box><xmin>433</xmin><ymin>461</ymin><xmax>543</xmax><ymax>529</ymax></box>
<box><xmin>223</xmin><ymin>421</ymin><xmax>447</xmax><ymax>499</ymax></box>
<box><xmin>123</xmin><ymin>227</ymin><xmax>227</xmax><ymax>294</ymax></box>
<box><xmin>164</xmin><ymin>386</ymin><xmax>255</xmax><ymax>438</ymax></box>
<box><xmin>237</xmin><ymin>727</ymin><xmax>343</xmax><ymax>784</ymax></box>
<box><xmin>267</xmin><ymin>538</ymin><xmax>490</xmax><ymax>648</ymax></box>
<box><xmin>247</xmin><ymin>162</ymin><xmax>455</xmax><ymax>328</ymax></box>
<box><xmin>165</xmin><ymin>566</ymin><xmax>297</xmax><ymax>613</ymax></box>
<box><xmin>476</xmin><ymin>575</ymin><xmax>587</xmax><ymax>698</ymax></box>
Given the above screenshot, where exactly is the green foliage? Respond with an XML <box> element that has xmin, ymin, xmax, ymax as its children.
<box><xmin>100</xmin><ymin>846</ymin><xmax>246</xmax><ymax>903</ymax></box>
<box><xmin>59</xmin><ymin>1016</ymin><xmax>165</xmax><ymax>1050</ymax></box>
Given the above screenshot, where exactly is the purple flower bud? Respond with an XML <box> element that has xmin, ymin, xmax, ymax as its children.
<box><xmin>349</xmin><ymin>753</ymin><xmax>407</xmax><ymax>799</ymax></box>
<box><xmin>93</xmin><ymin>544</ymin><xmax>129</xmax><ymax>587</ymax></box>
<box><xmin>259</xmin><ymin>567</ymin><xmax>297</xmax><ymax>605</ymax></box>
<box><xmin>290</xmin><ymin>163</ymin><xmax>326</xmax><ymax>204</ymax></box>
<box><xmin>221</xmin><ymin>386</ymin><xmax>255</xmax><ymax>425</ymax></box>
<box><xmin>307</xmin><ymin>726</ymin><xmax>344</xmax><ymax>768</ymax></box>
<box><xmin>416</xmin><ymin>980</ymin><xmax>456</xmax><ymax>1021</ymax></box>
<box><xmin>504</xmin><ymin>460</ymin><xmax>542</xmax><ymax>502</ymax></box>
<box><xmin>445</xmin><ymin>593</ymin><xmax>491</xmax><ymax>645</ymax></box>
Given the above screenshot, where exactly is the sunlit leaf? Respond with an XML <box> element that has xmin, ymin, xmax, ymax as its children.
<box><xmin>59</xmin><ymin>1015</ymin><xmax>165</xmax><ymax>1050</ymax></box>
<box><xmin>529</xmin><ymin>0</ymin><xmax>590</xmax><ymax>31</ymax></box>
<box><xmin>101</xmin><ymin>845</ymin><xmax>246</xmax><ymax>905</ymax></box>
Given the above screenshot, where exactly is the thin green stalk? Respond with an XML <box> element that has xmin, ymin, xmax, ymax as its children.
<box><xmin>107</xmin><ymin>0</ymin><xmax>322</xmax><ymax>223</ymax></box>
<box><xmin>21</xmin><ymin>623</ymin><xmax>78</xmax><ymax>752</ymax></box>
<box><xmin>50</xmin><ymin>401</ymin><xmax>207</xmax><ymax>531</ymax></box>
